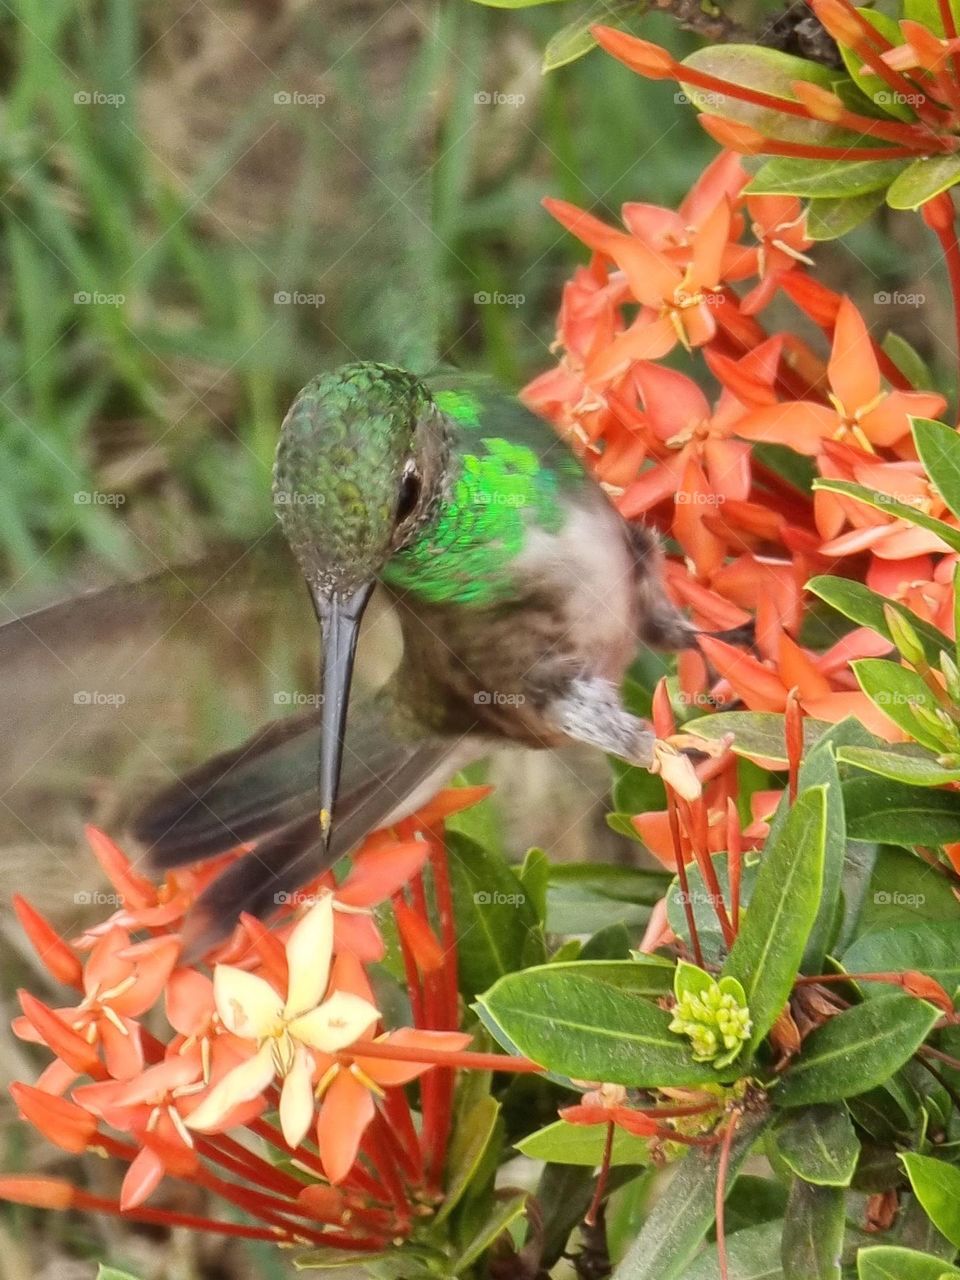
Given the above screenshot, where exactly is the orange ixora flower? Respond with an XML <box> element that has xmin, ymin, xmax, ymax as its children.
<box><xmin>185</xmin><ymin>894</ymin><xmax>380</xmax><ymax>1148</ymax></box>
<box><xmin>735</xmin><ymin>297</ymin><xmax>946</xmax><ymax>456</ymax></box>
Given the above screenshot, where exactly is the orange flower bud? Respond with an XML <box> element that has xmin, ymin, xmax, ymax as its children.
<box><xmin>591</xmin><ymin>26</ymin><xmax>677</xmax><ymax>78</ymax></box>
<box><xmin>698</xmin><ymin>116</ymin><xmax>767</xmax><ymax>155</ymax></box>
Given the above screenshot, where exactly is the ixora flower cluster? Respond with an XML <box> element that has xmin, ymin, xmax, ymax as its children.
<box><xmin>525</xmin><ymin>147</ymin><xmax>957</xmax><ymax>742</ymax></box>
<box><xmin>1</xmin><ymin>797</ymin><xmax>503</xmax><ymax>1250</ymax></box>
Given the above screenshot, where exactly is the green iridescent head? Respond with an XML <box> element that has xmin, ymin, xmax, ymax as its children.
<box><xmin>273</xmin><ymin>362</ymin><xmax>450</xmax><ymax>595</ymax></box>
<box><xmin>273</xmin><ymin>361</ymin><xmax>452</xmax><ymax>855</ymax></box>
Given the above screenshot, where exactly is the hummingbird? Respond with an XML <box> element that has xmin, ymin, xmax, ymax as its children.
<box><xmin>130</xmin><ymin>360</ymin><xmax>748</xmax><ymax>954</ymax></box>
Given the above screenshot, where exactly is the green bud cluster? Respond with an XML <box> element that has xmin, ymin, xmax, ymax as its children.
<box><xmin>669</xmin><ymin>962</ymin><xmax>752</xmax><ymax>1070</ymax></box>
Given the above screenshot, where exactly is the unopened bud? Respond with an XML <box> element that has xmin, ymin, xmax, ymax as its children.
<box><xmin>883</xmin><ymin>604</ymin><xmax>926</xmax><ymax>668</ymax></box>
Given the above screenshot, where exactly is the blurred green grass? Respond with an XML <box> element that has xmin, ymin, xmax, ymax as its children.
<box><xmin>0</xmin><ymin>0</ymin><xmax>721</xmax><ymax>594</ymax></box>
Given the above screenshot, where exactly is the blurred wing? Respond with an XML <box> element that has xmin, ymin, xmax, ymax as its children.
<box><xmin>0</xmin><ymin>531</ymin><xmax>401</xmax><ymax>874</ymax></box>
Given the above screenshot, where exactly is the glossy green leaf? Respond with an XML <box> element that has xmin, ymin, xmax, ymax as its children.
<box><xmin>888</xmin><ymin>156</ymin><xmax>960</xmax><ymax>210</ymax></box>
<box><xmin>684</xmin><ymin>1221</ymin><xmax>784</xmax><ymax>1279</ymax></box>
<box><xmin>541</xmin><ymin>0</ymin><xmax>635</xmax><ymax>71</ymax></box>
<box><xmin>97</xmin><ymin>1271</ymin><xmax>144</xmax><ymax>1280</ymax></box>
<box><xmin>723</xmin><ymin>787</ymin><xmax>827</xmax><ymax>1053</ymax></box>
<box><xmin>681</xmin><ymin>46</ymin><xmax>850</xmax><ymax>145</ymax></box>
<box><xmin>842</xmin><ymin>775</ymin><xmax>960</xmax><ymax>845</ymax></box>
<box><xmin>807</xmin><ymin>575</ymin><xmax>950</xmax><ymax>666</ymax></box>
<box><xmin>533</xmin><ymin>957</ymin><xmax>675</xmax><ymax>996</ymax></box>
<box><xmin>611</xmin><ymin>1110</ymin><xmax>771</xmax><ymax>1280</ymax></box>
<box><xmin>683</xmin><ymin>710</ymin><xmax>827</xmax><ymax>764</ymax></box>
<box><xmin>782</xmin><ymin>1180</ymin><xmax>844</xmax><ymax>1279</ymax></box>
<box><xmin>852</xmin><ymin>659</ymin><xmax>948</xmax><ymax>753</ymax></box>
<box><xmin>771</xmin><ymin>1105</ymin><xmax>859</xmax><ymax>1186</ymax></box>
<box><xmin>518</xmin><ymin>846</ymin><xmax>549</xmax><ymax>925</ymax></box>
<box><xmin>883</xmin><ymin>331</ymin><xmax>935</xmax><ymax>392</ymax></box>
<box><xmin>478</xmin><ymin>970</ymin><xmax>720</xmax><ymax>1086</ymax></box>
<box><xmin>453</xmin><ymin>1191</ymin><xmax>528</xmax><ymax>1272</ymax></box>
<box><xmin>901</xmin><ymin>1154</ymin><xmax>960</xmax><ymax>1249</ymax></box>
<box><xmin>914</xmin><ymin>418</ymin><xmax>960</xmax><ymax>524</ymax></box>
<box><xmin>838</xmin><ymin>744</ymin><xmax>960</xmax><ymax>787</ymax></box>
<box><xmin>813</xmin><ymin>479</ymin><xmax>960</xmax><ymax>554</ymax></box>
<box><xmin>747</xmin><ymin>157</ymin><xmax>905</xmax><ymax>199</ymax></box>
<box><xmin>777</xmin><ymin>995</ymin><xmax>939</xmax><ymax>1107</ymax></box>
<box><xmin>844</xmin><ymin>923</ymin><xmax>960</xmax><ymax>998</ymax></box>
<box><xmin>448</xmin><ymin>831</ymin><xmax>545</xmax><ymax>998</ymax></box>
<box><xmin>857</xmin><ymin>1245</ymin><xmax>960</xmax><ymax>1279</ymax></box>
<box><xmin>546</xmin><ymin>863</ymin><xmax>667</xmax><ymax>935</ymax></box>
<box><xmin>862</xmin><ymin>845</ymin><xmax>960</xmax><ymax>930</ymax></box>
<box><xmin>516</xmin><ymin>1119</ymin><xmax>651</xmax><ymax>1166</ymax></box>
<box><xmin>435</xmin><ymin>1094</ymin><xmax>500</xmax><ymax>1223</ymax></box>
<box><xmin>807</xmin><ymin>191</ymin><xmax>884</xmax><ymax>241</ymax></box>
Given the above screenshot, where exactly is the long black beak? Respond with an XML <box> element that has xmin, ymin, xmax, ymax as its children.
<box><xmin>308</xmin><ymin>580</ymin><xmax>375</xmax><ymax>854</ymax></box>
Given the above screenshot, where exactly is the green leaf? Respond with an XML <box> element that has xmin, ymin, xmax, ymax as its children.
<box><xmin>453</xmin><ymin>1191</ymin><xmax>528</xmax><ymax>1272</ymax></box>
<box><xmin>580</xmin><ymin>922</ymin><xmax>632</xmax><ymax>960</ymax></box>
<box><xmin>541</xmin><ymin>0</ymin><xmax>636</xmax><ymax>71</ymax></box>
<box><xmin>747</xmin><ymin>158</ymin><xmax>906</xmax><ymax>199</ymax></box>
<box><xmin>770</xmin><ymin>1105</ymin><xmax>859</xmax><ymax>1187</ymax></box>
<box><xmin>478</xmin><ymin>970</ymin><xmax>720</xmax><ymax>1086</ymax></box>
<box><xmin>888</xmin><ymin>156</ymin><xmax>960</xmax><ymax>210</ymax></box>
<box><xmin>838</xmin><ymin>744</ymin><xmax>960</xmax><ymax>788</ymax></box>
<box><xmin>546</xmin><ymin>863</ymin><xmax>667</xmax><ymax>935</ymax></box>
<box><xmin>807</xmin><ymin>191</ymin><xmax>884</xmax><ymax>241</ymax></box>
<box><xmin>667</xmin><ymin>852</ymin><xmax>757</xmax><ymax>967</ymax></box>
<box><xmin>535</xmin><ymin>957</ymin><xmax>676</xmax><ymax>997</ymax></box>
<box><xmin>723</xmin><ymin>787</ymin><xmax>827</xmax><ymax>1054</ymax></box>
<box><xmin>813</xmin><ymin>479</ymin><xmax>960</xmax><ymax>554</ymax></box>
<box><xmin>781</xmin><ymin>1180</ymin><xmax>844</xmax><ymax>1279</ymax></box>
<box><xmin>436</xmin><ymin>1094</ymin><xmax>500</xmax><ymax>1224</ymax></box>
<box><xmin>448</xmin><ymin>832</ymin><xmax>545</xmax><ymax>998</ymax></box>
<box><xmin>807</xmin><ymin>575</ymin><xmax>950</xmax><ymax>666</ymax></box>
<box><xmin>843</xmin><ymin>923</ymin><xmax>960</xmax><ymax>998</ymax></box>
<box><xmin>518</xmin><ymin>846</ymin><xmax>550</xmax><ymax>925</ymax></box>
<box><xmin>777</xmin><ymin>995</ymin><xmax>940</xmax><ymax>1107</ymax></box>
<box><xmin>852</xmin><ymin>659</ymin><xmax>948</xmax><ymax>753</ymax></box>
<box><xmin>862</xmin><ymin>845</ymin><xmax>960</xmax><ymax>930</ymax></box>
<box><xmin>611</xmin><ymin>1110</ymin><xmax>771</xmax><ymax>1280</ymax></box>
<box><xmin>683</xmin><ymin>710</ymin><xmax>828</xmax><ymax>764</ymax></box>
<box><xmin>883</xmin><ymin>331</ymin><xmax>935</xmax><ymax>392</ymax></box>
<box><xmin>914</xmin><ymin>418</ymin><xmax>960</xmax><ymax>524</ymax></box>
<box><xmin>683</xmin><ymin>1221</ymin><xmax>784</xmax><ymax>1279</ymax></box>
<box><xmin>858</xmin><ymin>1245</ymin><xmax>960</xmax><ymax>1279</ymax></box>
<box><xmin>842</xmin><ymin>775</ymin><xmax>960</xmax><ymax>844</ymax></box>
<box><xmin>901</xmin><ymin>1154</ymin><xmax>960</xmax><ymax>1249</ymax></box>
<box><xmin>680</xmin><ymin>46</ymin><xmax>850</xmax><ymax>145</ymax></box>
<box><xmin>838</xmin><ymin>8</ymin><xmax>916</xmax><ymax>118</ymax></box>
<box><xmin>97</xmin><ymin>1271</ymin><xmax>145</xmax><ymax>1280</ymax></box>
<box><xmin>516</xmin><ymin>1120</ymin><xmax>652</xmax><ymax>1166</ymax></box>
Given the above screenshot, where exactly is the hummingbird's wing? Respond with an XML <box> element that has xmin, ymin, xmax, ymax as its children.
<box><xmin>0</xmin><ymin>531</ymin><xmax>392</xmax><ymax>883</ymax></box>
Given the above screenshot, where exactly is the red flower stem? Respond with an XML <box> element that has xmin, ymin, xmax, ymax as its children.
<box><xmin>677</xmin><ymin>64</ymin><xmax>938</xmax><ymax>145</ymax></box>
<box><xmin>66</xmin><ymin>1188</ymin><xmax>297</xmax><ymax>1242</ymax></box>
<box><xmin>725</xmin><ymin>797</ymin><xmax>742</xmax><ymax>932</ymax></box>
<box><xmin>748</xmin><ymin>139</ymin><xmax>919</xmax><ymax>160</ymax></box>
<box><xmin>936</xmin><ymin>0</ymin><xmax>960</xmax><ymax>86</ymax></box>
<box><xmin>928</xmin><ymin>198</ymin><xmax>960</xmax><ymax>411</ymax></box>
<box><xmin>336</xmin><ymin>1042</ymin><xmax>542</xmax><ymax>1072</ymax></box>
<box><xmin>428</xmin><ymin>833</ymin><xmax>461</xmax><ymax>1026</ymax></box>
<box><xmin>667</xmin><ymin>793</ymin><xmax>704</xmax><ymax>967</ymax></box>
<box><xmin>683</xmin><ymin>797</ymin><xmax>735</xmax><ymax>948</ymax></box>
<box><xmin>392</xmin><ymin>889</ymin><xmax>427</xmax><ymax>1026</ymax></box>
<box><xmin>919</xmin><ymin>1044</ymin><xmax>960</xmax><ymax>1070</ymax></box>
<box><xmin>585</xmin><ymin>1121</ymin><xmax>615</xmax><ymax>1227</ymax></box>
<box><xmin>715</xmin><ymin>1110</ymin><xmax>741</xmax><ymax>1280</ymax></box>
<box><xmin>406</xmin><ymin>870</ymin><xmax>448</xmax><ymax>1184</ymax></box>
<box><xmin>342</xmin><ymin>1161</ymin><xmax>393</xmax><ymax>1206</ymax></box>
<box><xmin>372</xmin><ymin>1105</ymin><xmax>422</xmax><ymax>1186</ymax></box>
<box><xmin>360</xmin><ymin>1124</ymin><xmax>411</xmax><ymax>1224</ymax></box>
<box><xmin>632</xmin><ymin>1102</ymin><xmax>721</xmax><ymax>1118</ymax></box>
<box><xmin>195</xmin><ymin>1135</ymin><xmax>308</xmax><ymax>1201</ymax></box>
<box><xmin>382</xmin><ymin>1087</ymin><xmax>425</xmax><ymax>1185</ymax></box>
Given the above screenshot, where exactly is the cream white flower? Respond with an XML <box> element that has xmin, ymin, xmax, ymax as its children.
<box><xmin>186</xmin><ymin>895</ymin><xmax>379</xmax><ymax>1147</ymax></box>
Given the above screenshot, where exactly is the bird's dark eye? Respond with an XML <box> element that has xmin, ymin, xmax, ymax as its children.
<box><xmin>396</xmin><ymin>464</ymin><xmax>422</xmax><ymax>523</ymax></box>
